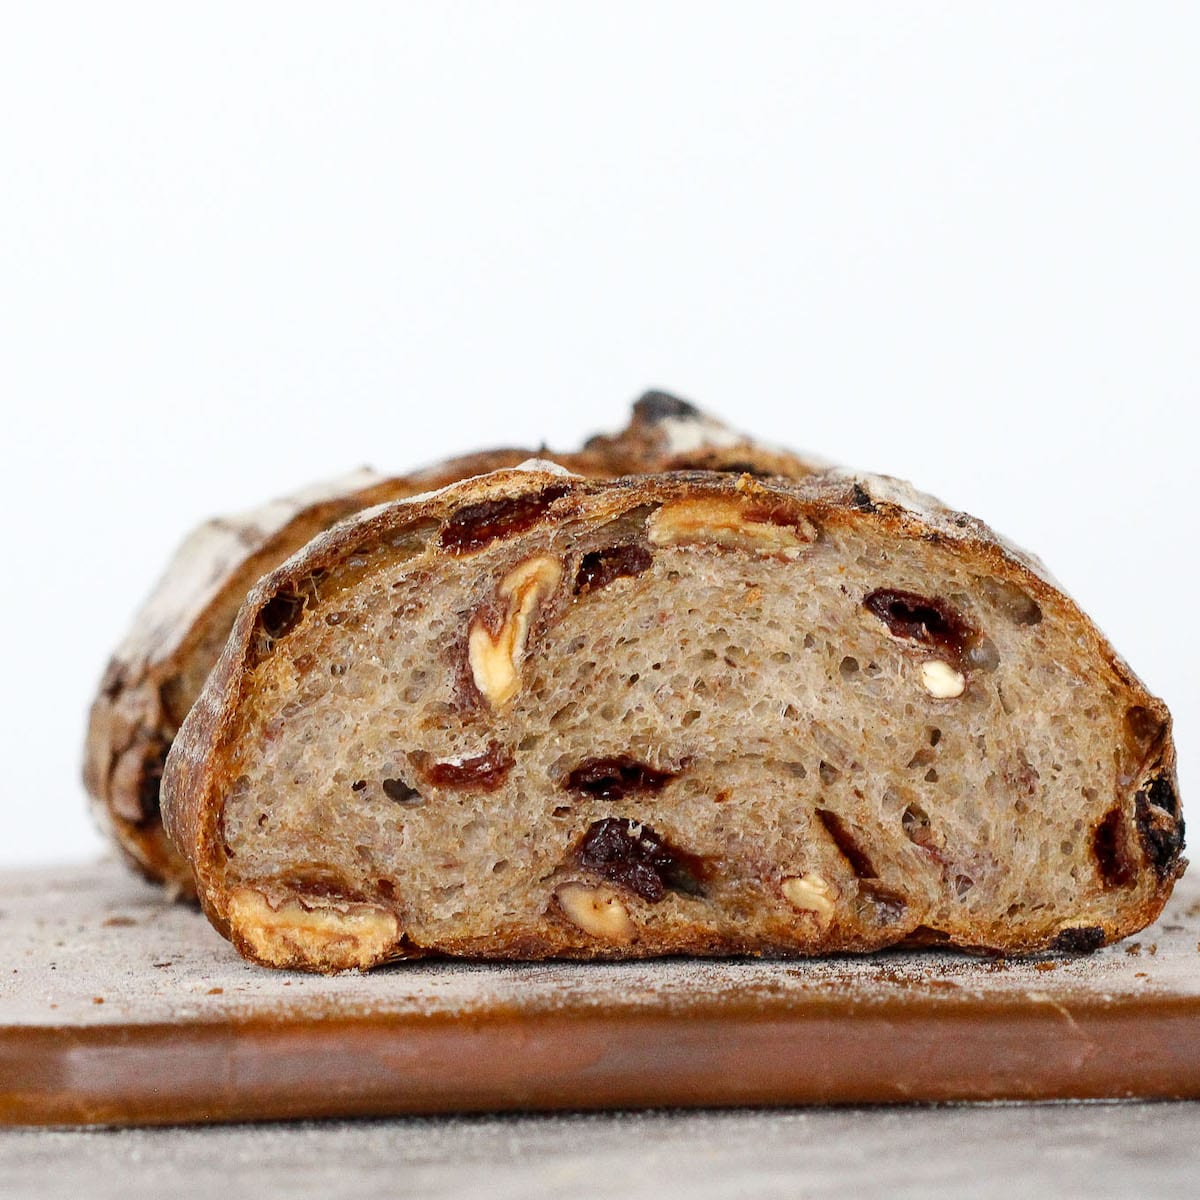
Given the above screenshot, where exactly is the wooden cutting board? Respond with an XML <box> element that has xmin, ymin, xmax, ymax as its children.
<box><xmin>3</xmin><ymin>859</ymin><xmax>1199</xmax><ymax>1125</ymax></box>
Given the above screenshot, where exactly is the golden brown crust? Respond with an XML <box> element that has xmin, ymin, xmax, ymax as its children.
<box><xmin>161</xmin><ymin>465</ymin><xmax>1183</xmax><ymax>971</ymax></box>
<box><xmin>85</xmin><ymin>394</ymin><xmax>821</xmax><ymax>891</ymax></box>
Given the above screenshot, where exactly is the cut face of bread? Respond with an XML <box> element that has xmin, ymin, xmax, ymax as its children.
<box><xmin>85</xmin><ymin>394</ymin><xmax>819</xmax><ymax>891</ymax></box>
<box><xmin>162</xmin><ymin>466</ymin><xmax>1183</xmax><ymax>971</ymax></box>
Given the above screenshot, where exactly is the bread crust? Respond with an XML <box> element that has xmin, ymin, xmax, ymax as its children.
<box><xmin>85</xmin><ymin>395</ymin><xmax>821</xmax><ymax>890</ymax></box>
<box><xmin>161</xmin><ymin>461</ymin><xmax>1184</xmax><ymax>970</ymax></box>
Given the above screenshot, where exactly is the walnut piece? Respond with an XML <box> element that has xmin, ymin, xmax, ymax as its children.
<box><xmin>647</xmin><ymin>497</ymin><xmax>813</xmax><ymax>558</ymax></box>
<box><xmin>227</xmin><ymin>886</ymin><xmax>400</xmax><ymax>969</ymax></box>
<box><xmin>781</xmin><ymin>873</ymin><xmax>838</xmax><ymax>923</ymax></box>
<box><xmin>920</xmin><ymin>659</ymin><xmax>966</xmax><ymax>699</ymax></box>
<box><xmin>555</xmin><ymin>882</ymin><xmax>635</xmax><ymax>941</ymax></box>
<box><xmin>468</xmin><ymin>555</ymin><xmax>563</xmax><ymax>707</ymax></box>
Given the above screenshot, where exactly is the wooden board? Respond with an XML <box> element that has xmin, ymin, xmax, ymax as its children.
<box><xmin>3</xmin><ymin>859</ymin><xmax>1199</xmax><ymax>1125</ymax></box>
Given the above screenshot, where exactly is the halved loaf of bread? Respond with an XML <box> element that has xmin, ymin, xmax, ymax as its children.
<box><xmin>86</xmin><ymin>394</ymin><xmax>819</xmax><ymax>891</ymax></box>
<box><xmin>162</xmin><ymin>458</ymin><xmax>1183</xmax><ymax>970</ymax></box>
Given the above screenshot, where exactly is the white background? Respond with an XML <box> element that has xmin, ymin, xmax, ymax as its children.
<box><xmin>1</xmin><ymin>3</ymin><xmax>1195</xmax><ymax>868</ymax></box>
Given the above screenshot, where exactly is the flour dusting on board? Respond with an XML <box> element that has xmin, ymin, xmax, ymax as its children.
<box><xmin>2</xmin><ymin>861</ymin><xmax>1197</xmax><ymax>1029</ymax></box>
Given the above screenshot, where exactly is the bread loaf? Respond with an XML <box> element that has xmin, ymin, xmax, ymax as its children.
<box><xmin>161</xmin><ymin>452</ymin><xmax>1183</xmax><ymax>970</ymax></box>
<box><xmin>84</xmin><ymin>395</ymin><xmax>819</xmax><ymax>890</ymax></box>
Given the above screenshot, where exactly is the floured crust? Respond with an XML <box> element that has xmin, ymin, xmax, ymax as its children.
<box><xmin>84</xmin><ymin>393</ymin><xmax>823</xmax><ymax>890</ymax></box>
<box><xmin>162</xmin><ymin>462</ymin><xmax>1184</xmax><ymax>972</ymax></box>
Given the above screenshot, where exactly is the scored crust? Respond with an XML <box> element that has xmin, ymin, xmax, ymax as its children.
<box><xmin>84</xmin><ymin>394</ymin><xmax>822</xmax><ymax>892</ymax></box>
<box><xmin>161</xmin><ymin>461</ymin><xmax>1184</xmax><ymax>971</ymax></box>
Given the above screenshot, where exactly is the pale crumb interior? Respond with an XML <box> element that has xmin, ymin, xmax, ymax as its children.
<box><xmin>218</xmin><ymin>504</ymin><xmax>1154</xmax><ymax>956</ymax></box>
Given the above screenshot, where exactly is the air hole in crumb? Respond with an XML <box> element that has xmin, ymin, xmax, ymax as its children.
<box><xmin>816</xmin><ymin>809</ymin><xmax>876</xmax><ymax>878</ymax></box>
<box><xmin>1093</xmin><ymin>808</ymin><xmax>1135</xmax><ymax>888</ymax></box>
<box><xmin>839</xmin><ymin>656</ymin><xmax>859</xmax><ymax>679</ymax></box>
<box><xmin>260</xmin><ymin>592</ymin><xmax>305</xmax><ymax>642</ymax></box>
<box><xmin>382</xmin><ymin>778</ymin><xmax>422</xmax><ymax>806</ymax></box>
<box><xmin>901</xmin><ymin>804</ymin><xmax>931</xmax><ymax>840</ymax></box>
<box><xmin>351</xmin><ymin>780</ymin><xmax>367</xmax><ymax>791</ymax></box>
<box><xmin>929</xmin><ymin>727</ymin><xmax>942</xmax><ymax>746</ymax></box>
<box><xmin>1125</xmin><ymin>705</ymin><xmax>1166</xmax><ymax>749</ymax></box>
<box><xmin>818</xmin><ymin>761</ymin><xmax>840</xmax><ymax>786</ymax></box>
<box><xmin>954</xmin><ymin>874</ymin><xmax>975</xmax><ymax>897</ymax></box>
<box><xmin>330</xmin><ymin>663</ymin><xmax>347</xmax><ymax>677</ymax></box>
<box><xmin>860</xmin><ymin>882</ymin><xmax>907</xmax><ymax>923</ymax></box>
<box><xmin>924</xmin><ymin>768</ymin><xmax>939</xmax><ymax>783</ymax></box>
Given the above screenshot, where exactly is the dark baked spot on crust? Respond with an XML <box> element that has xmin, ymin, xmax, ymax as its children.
<box><xmin>574</xmin><ymin>545</ymin><xmax>653</xmax><ymax>595</ymax></box>
<box><xmin>1135</xmin><ymin>774</ymin><xmax>1185</xmax><ymax>879</ymax></box>
<box><xmin>575</xmin><ymin>817</ymin><xmax>707</xmax><ymax>901</ymax></box>
<box><xmin>1052</xmin><ymin>926</ymin><xmax>1106</xmax><ymax>953</ymax></box>
<box><xmin>439</xmin><ymin>485</ymin><xmax>570</xmax><ymax>554</ymax></box>
<box><xmin>418</xmin><ymin>743</ymin><xmax>514</xmax><ymax>791</ymax></box>
<box><xmin>260</xmin><ymin>592</ymin><xmax>306</xmax><ymax>642</ymax></box>
<box><xmin>382</xmin><ymin>777</ymin><xmax>422</xmax><ymax>805</ymax></box>
<box><xmin>863</xmin><ymin>588</ymin><xmax>977</xmax><ymax>667</ymax></box>
<box><xmin>634</xmin><ymin>390</ymin><xmax>700</xmax><ymax>423</ymax></box>
<box><xmin>565</xmin><ymin>756</ymin><xmax>677</xmax><ymax>800</ymax></box>
<box><xmin>850</xmin><ymin>483</ymin><xmax>878</xmax><ymax>513</ymax></box>
<box><xmin>817</xmin><ymin>809</ymin><xmax>877</xmax><ymax>879</ymax></box>
<box><xmin>1093</xmin><ymin>807</ymin><xmax>1135</xmax><ymax>889</ymax></box>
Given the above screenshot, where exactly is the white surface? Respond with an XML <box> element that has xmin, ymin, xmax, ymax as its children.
<box><xmin>1</xmin><ymin>4</ymin><xmax>1196</xmax><ymax>867</ymax></box>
